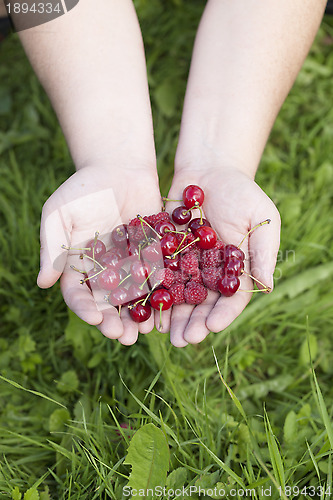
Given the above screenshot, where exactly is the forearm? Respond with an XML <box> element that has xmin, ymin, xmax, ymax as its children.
<box><xmin>175</xmin><ymin>0</ymin><xmax>326</xmax><ymax>178</ymax></box>
<box><xmin>15</xmin><ymin>0</ymin><xmax>155</xmax><ymax>170</ymax></box>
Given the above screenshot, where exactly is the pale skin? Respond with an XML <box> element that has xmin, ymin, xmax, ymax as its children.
<box><xmin>10</xmin><ymin>0</ymin><xmax>326</xmax><ymax>346</ymax></box>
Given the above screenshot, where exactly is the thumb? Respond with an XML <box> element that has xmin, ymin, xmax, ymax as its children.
<box><xmin>37</xmin><ymin>202</ymin><xmax>71</xmax><ymax>288</ymax></box>
<box><xmin>248</xmin><ymin>208</ymin><xmax>281</xmax><ymax>292</ymax></box>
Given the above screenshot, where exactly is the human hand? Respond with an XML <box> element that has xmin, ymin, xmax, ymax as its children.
<box><xmin>37</xmin><ymin>164</ymin><xmax>162</xmax><ymax>345</ymax></box>
<box><xmin>164</xmin><ymin>166</ymin><xmax>281</xmax><ymax>347</ymax></box>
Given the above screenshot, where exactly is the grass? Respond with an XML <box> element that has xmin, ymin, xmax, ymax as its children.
<box><xmin>1</xmin><ymin>1</ymin><xmax>333</xmax><ymax>498</ymax></box>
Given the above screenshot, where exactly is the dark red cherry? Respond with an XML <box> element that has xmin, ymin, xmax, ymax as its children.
<box><xmin>85</xmin><ymin>239</ymin><xmax>106</xmax><ymax>259</ymax></box>
<box><xmin>217</xmin><ymin>275</ymin><xmax>240</xmax><ymax>297</ymax></box>
<box><xmin>141</xmin><ymin>240</ymin><xmax>163</xmax><ymax>263</ymax></box>
<box><xmin>163</xmin><ymin>254</ymin><xmax>180</xmax><ymax>271</ymax></box>
<box><xmin>111</xmin><ymin>224</ymin><xmax>129</xmax><ymax>248</ymax></box>
<box><xmin>99</xmin><ymin>248</ymin><xmax>123</xmax><ymax>269</ymax></box>
<box><xmin>154</xmin><ymin>220</ymin><xmax>176</xmax><ymax>236</ymax></box>
<box><xmin>223</xmin><ymin>257</ymin><xmax>244</xmax><ymax>277</ymax></box>
<box><xmin>172</xmin><ymin>206</ymin><xmax>191</xmax><ymax>225</ymax></box>
<box><xmin>129</xmin><ymin>302</ymin><xmax>151</xmax><ymax>323</ymax></box>
<box><xmin>195</xmin><ymin>226</ymin><xmax>217</xmax><ymax>250</ymax></box>
<box><xmin>160</xmin><ymin>233</ymin><xmax>178</xmax><ymax>257</ymax></box>
<box><xmin>108</xmin><ymin>287</ymin><xmax>130</xmax><ymax>306</ymax></box>
<box><xmin>130</xmin><ymin>260</ymin><xmax>151</xmax><ymax>284</ymax></box>
<box><xmin>188</xmin><ymin>217</ymin><xmax>211</xmax><ymax>234</ymax></box>
<box><xmin>149</xmin><ymin>289</ymin><xmax>173</xmax><ymax>311</ymax></box>
<box><xmin>97</xmin><ymin>268</ymin><xmax>120</xmax><ymax>291</ymax></box>
<box><xmin>223</xmin><ymin>244</ymin><xmax>245</xmax><ymax>262</ymax></box>
<box><xmin>182</xmin><ymin>185</ymin><xmax>205</xmax><ymax>210</ymax></box>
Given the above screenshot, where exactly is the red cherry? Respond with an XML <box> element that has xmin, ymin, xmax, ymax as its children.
<box><xmin>97</xmin><ymin>268</ymin><xmax>120</xmax><ymax>291</ymax></box>
<box><xmin>99</xmin><ymin>248</ymin><xmax>123</xmax><ymax>269</ymax></box>
<box><xmin>141</xmin><ymin>240</ymin><xmax>163</xmax><ymax>263</ymax></box>
<box><xmin>164</xmin><ymin>254</ymin><xmax>180</xmax><ymax>271</ymax></box>
<box><xmin>129</xmin><ymin>302</ymin><xmax>151</xmax><ymax>323</ymax></box>
<box><xmin>188</xmin><ymin>217</ymin><xmax>211</xmax><ymax>234</ymax></box>
<box><xmin>223</xmin><ymin>244</ymin><xmax>245</xmax><ymax>262</ymax></box>
<box><xmin>217</xmin><ymin>275</ymin><xmax>240</xmax><ymax>297</ymax></box>
<box><xmin>195</xmin><ymin>226</ymin><xmax>217</xmax><ymax>250</ymax></box>
<box><xmin>223</xmin><ymin>257</ymin><xmax>244</xmax><ymax>277</ymax></box>
<box><xmin>130</xmin><ymin>260</ymin><xmax>151</xmax><ymax>284</ymax></box>
<box><xmin>154</xmin><ymin>220</ymin><xmax>176</xmax><ymax>236</ymax></box>
<box><xmin>85</xmin><ymin>239</ymin><xmax>106</xmax><ymax>259</ymax></box>
<box><xmin>149</xmin><ymin>289</ymin><xmax>173</xmax><ymax>311</ymax></box>
<box><xmin>160</xmin><ymin>233</ymin><xmax>178</xmax><ymax>257</ymax></box>
<box><xmin>172</xmin><ymin>206</ymin><xmax>191</xmax><ymax>225</ymax></box>
<box><xmin>108</xmin><ymin>287</ymin><xmax>130</xmax><ymax>306</ymax></box>
<box><xmin>111</xmin><ymin>224</ymin><xmax>129</xmax><ymax>248</ymax></box>
<box><xmin>182</xmin><ymin>185</ymin><xmax>205</xmax><ymax>210</ymax></box>
<box><xmin>85</xmin><ymin>267</ymin><xmax>101</xmax><ymax>290</ymax></box>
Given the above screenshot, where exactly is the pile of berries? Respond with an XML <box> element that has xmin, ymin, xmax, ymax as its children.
<box><xmin>64</xmin><ymin>185</ymin><xmax>270</xmax><ymax>325</ymax></box>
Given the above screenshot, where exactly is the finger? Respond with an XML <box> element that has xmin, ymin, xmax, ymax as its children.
<box><xmin>249</xmin><ymin>208</ymin><xmax>281</xmax><ymax>291</ymax></box>
<box><xmin>117</xmin><ymin>307</ymin><xmax>139</xmax><ymax>346</ymax></box>
<box><xmin>154</xmin><ymin>308</ymin><xmax>172</xmax><ymax>334</ymax></box>
<box><xmin>183</xmin><ymin>291</ymin><xmax>219</xmax><ymax>344</ymax></box>
<box><xmin>138</xmin><ymin>310</ymin><xmax>155</xmax><ymax>334</ymax></box>
<box><xmin>206</xmin><ymin>274</ymin><xmax>252</xmax><ymax>332</ymax></box>
<box><xmin>95</xmin><ymin>307</ymin><xmax>124</xmax><ymax>339</ymax></box>
<box><xmin>169</xmin><ymin>304</ymin><xmax>194</xmax><ymax>348</ymax></box>
<box><xmin>38</xmin><ymin>202</ymin><xmax>71</xmax><ymax>288</ymax></box>
<box><xmin>60</xmin><ymin>267</ymin><xmax>103</xmax><ymax>325</ymax></box>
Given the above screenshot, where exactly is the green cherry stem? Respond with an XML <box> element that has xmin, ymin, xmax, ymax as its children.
<box><xmin>80</xmin><ymin>266</ymin><xmax>106</xmax><ymax>284</ymax></box>
<box><xmin>239</xmin><ymin>288</ymin><xmax>271</xmax><ymax>293</ymax></box>
<box><xmin>139</xmin><ymin>269</ymin><xmax>155</xmax><ymax>290</ymax></box>
<box><xmin>70</xmin><ymin>265</ymin><xmax>86</xmax><ymax>274</ymax></box>
<box><xmin>237</xmin><ymin>219</ymin><xmax>271</xmax><ymax>249</ymax></box>
<box><xmin>118</xmin><ymin>274</ymin><xmax>131</xmax><ymax>286</ymax></box>
<box><xmin>242</xmin><ymin>270</ymin><xmax>272</xmax><ymax>292</ymax></box>
<box><xmin>92</xmin><ymin>231</ymin><xmax>100</xmax><ymax>262</ymax></box>
<box><xmin>167</xmin><ymin>237</ymin><xmax>200</xmax><ymax>259</ymax></box>
<box><xmin>161</xmin><ymin>197</ymin><xmax>182</xmax><ymax>203</ymax></box>
<box><xmin>61</xmin><ymin>244</ymin><xmax>91</xmax><ymax>252</ymax></box>
<box><xmin>82</xmin><ymin>253</ymin><xmax>104</xmax><ymax>271</ymax></box>
<box><xmin>137</xmin><ymin>215</ymin><xmax>162</xmax><ymax>240</ymax></box>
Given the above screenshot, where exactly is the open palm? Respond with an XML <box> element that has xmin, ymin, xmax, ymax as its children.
<box><xmin>165</xmin><ymin>167</ymin><xmax>281</xmax><ymax>347</ymax></box>
<box><xmin>37</xmin><ymin>165</ymin><xmax>162</xmax><ymax>345</ymax></box>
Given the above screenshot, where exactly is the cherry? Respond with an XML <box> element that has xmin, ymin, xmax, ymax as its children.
<box><xmin>154</xmin><ymin>220</ymin><xmax>176</xmax><ymax>236</ymax></box>
<box><xmin>195</xmin><ymin>226</ymin><xmax>217</xmax><ymax>250</ymax></box>
<box><xmin>85</xmin><ymin>238</ymin><xmax>106</xmax><ymax>259</ymax></box>
<box><xmin>188</xmin><ymin>217</ymin><xmax>211</xmax><ymax>234</ymax></box>
<box><xmin>182</xmin><ymin>185</ymin><xmax>205</xmax><ymax>210</ymax></box>
<box><xmin>223</xmin><ymin>244</ymin><xmax>245</xmax><ymax>262</ymax></box>
<box><xmin>97</xmin><ymin>268</ymin><xmax>120</xmax><ymax>291</ymax></box>
<box><xmin>108</xmin><ymin>287</ymin><xmax>130</xmax><ymax>306</ymax></box>
<box><xmin>223</xmin><ymin>257</ymin><xmax>244</xmax><ymax>277</ymax></box>
<box><xmin>111</xmin><ymin>224</ymin><xmax>129</xmax><ymax>248</ymax></box>
<box><xmin>160</xmin><ymin>233</ymin><xmax>178</xmax><ymax>257</ymax></box>
<box><xmin>128</xmin><ymin>283</ymin><xmax>149</xmax><ymax>301</ymax></box>
<box><xmin>126</xmin><ymin>241</ymin><xmax>140</xmax><ymax>257</ymax></box>
<box><xmin>129</xmin><ymin>302</ymin><xmax>151</xmax><ymax>323</ymax></box>
<box><xmin>99</xmin><ymin>248</ymin><xmax>123</xmax><ymax>269</ymax></box>
<box><xmin>164</xmin><ymin>254</ymin><xmax>180</xmax><ymax>271</ymax></box>
<box><xmin>172</xmin><ymin>206</ymin><xmax>191</xmax><ymax>225</ymax></box>
<box><xmin>130</xmin><ymin>260</ymin><xmax>151</xmax><ymax>284</ymax></box>
<box><xmin>217</xmin><ymin>275</ymin><xmax>240</xmax><ymax>297</ymax></box>
<box><xmin>84</xmin><ymin>267</ymin><xmax>102</xmax><ymax>290</ymax></box>
<box><xmin>141</xmin><ymin>240</ymin><xmax>163</xmax><ymax>263</ymax></box>
<box><xmin>149</xmin><ymin>289</ymin><xmax>173</xmax><ymax>311</ymax></box>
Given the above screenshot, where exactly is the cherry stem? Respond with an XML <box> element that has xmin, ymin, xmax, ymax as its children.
<box><xmin>158</xmin><ymin>303</ymin><xmax>163</xmax><ymax>330</ymax></box>
<box><xmin>239</xmin><ymin>288</ymin><xmax>271</xmax><ymax>293</ymax></box>
<box><xmin>80</xmin><ymin>266</ymin><xmax>105</xmax><ymax>284</ymax></box>
<box><xmin>142</xmin><ymin>283</ymin><xmax>159</xmax><ymax>306</ymax></box>
<box><xmin>199</xmin><ymin>206</ymin><xmax>203</xmax><ymax>225</ymax></box>
<box><xmin>137</xmin><ymin>215</ymin><xmax>162</xmax><ymax>240</ymax></box>
<box><xmin>92</xmin><ymin>231</ymin><xmax>99</xmax><ymax>263</ymax></box>
<box><xmin>168</xmin><ymin>237</ymin><xmax>200</xmax><ymax>259</ymax></box>
<box><xmin>161</xmin><ymin>197</ymin><xmax>182</xmax><ymax>203</ymax></box>
<box><xmin>139</xmin><ymin>269</ymin><xmax>155</xmax><ymax>290</ymax></box>
<box><xmin>119</xmin><ymin>274</ymin><xmax>131</xmax><ymax>286</ymax></box>
<box><xmin>61</xmin><ymin>244</ymin><xmax>91</xmax><ymax>251</ymax></box>
<box><xmin>242</xmin><ymin>271</ymin><xmax>271</xmax><ymax>292</ymax></box>
<box><xmin>70</xmin><ymin>265</ymin><xmax>85</xmax><ymax>274</ymax></box>
<box><xmin>82</xmin><ymin>253</ymin><xmax>104</xmax><ymax>271</ymax></box>
<box><xmin>175</xmin><ymin>232</ymin><xmax>187</xmax><ymax>254</ymax></box>
<box><xmin>118</xmin><ymin>305</ymin><xmax>122</xmax><ymax>317</ymax></box>
<box><xmin>237</xmin><ymin>219</ymin><xmax>271</xmax><ymax>249</ymax></box>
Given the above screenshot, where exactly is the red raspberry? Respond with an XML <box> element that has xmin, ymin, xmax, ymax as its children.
<box><xmin>184</xmin><ymin>281</ymin><xmax>208</xmax><ymax>305</ymax></box>
<box><xmin>201</xmin><ymin>267</ymin><xmax>222</xmax><ymax>291</ymax></box>
<box><xmin>173</xmin><ymin>270</ymin><xmax>190</xmax><ymax>285</ymax></box>
<box><xmin>146</xmin><ymin>212</ymin><xmax>171</xmax><ymax>226</ymax></box>
<box><xmin>152</xmin><ymin>268</ymin><xmax>175</xmax><ymax>289</ymax></box>
<box><xmin>169</xmin><ymin>283</ymin><xmax>185</xmax><ymax>305</ymax></box>
<box><xmin>215</xmin><ymin>240</ymin><xmax>225</xmax><ymax>250</ymax></box>
<box><xmin>180</xmin><ymin>252</ymin><xmax>199</xmax><ymax>274</ymax></box>
<box><xmin>191</xmin><ymin>270</ymin><xmax>204</xmax><ymax>285</ymax></box>
<box><xmin>200</xmin><ymin>247</ymin><xmax>222</xmax><ymax>268</ymax></box>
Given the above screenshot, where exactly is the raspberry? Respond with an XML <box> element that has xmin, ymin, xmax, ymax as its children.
<box><xmin>173</xmin><ymin>270</ymin><xmax>189</xmax><ymax>285</ymax></box>
<box><xmin>146</xmin><ymin>212</ymin><xmax>171</xmax><ymax>226</ymax></box>
<box><xmin>201</xmin><ymin>267</ymin><xmax>222</xmax><ymax>291</ymax></box>
<box><xmin>200</xmin><ymin>247</ymin><xmax>222</xmax><ymax>268</ymax></box>
<box><xmin>169</xmin><ymin>283</ymin><xmax>185</xmax><ymax>305</ymax></box>
<box><xmin>152</xmin><ymin>268</ymin><xmax>175</xmax><ymax>289</ymax></box>
<box><xmin>215</xmin><ymin>240</ymin><xmax>225</xmax><ymax>250</ymax></box>
<box><xmin>180</xmin><ymin>252</ymin><xmax>199</xmax><ymax>274</ymax></box>
<box><xmin>184</xmin><ymin>281</ymin><xmax>208</xmax><ymax>305</ymax></box>
<box><xmin>191</xmin><ymin>270</ymin><xmax>204</xmax><ymax>285</ymax></box>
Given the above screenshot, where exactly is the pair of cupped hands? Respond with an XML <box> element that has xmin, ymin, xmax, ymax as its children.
<box><xmin>37</xmin><ymin>161</ymin><xmax>280</xmax><ymax>347</ymax></box>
